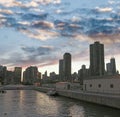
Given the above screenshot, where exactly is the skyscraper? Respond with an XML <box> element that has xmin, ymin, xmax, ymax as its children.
<box><xmin>90</xmin><ymin>41</ymin><xmax>105</xmax><ymax>76</ymax></box>
<box><xmin>0</xmin><ymin>66</ymin><xmax>7</xmax><ymax>85</ymax></box>
<box><xmin>59</xmin><ymin>59</ymin><xmax>64</xmax><ymax>81</ymax></box>
<box><xmin>106</xmin><ymin>57</ymin><xmax>116</xmax><ymax>75</ymax></box>
<box><xmin>110</xmin><ymin>58</ymin><xmax>116</xmax><ymax>74</ymax></box>
<box><xmin>14</xmin><ymin>67</ymin><xmax>22</xmax><ymax>84</ymax></box>
<box><xmin>78</xmin><ymin>65</ymin><xmax>89</xmax><ymax>84</ymax></box>
<box><xmin>63</xmin><ymin>53</ymin><xmax>71</xmax><ymax>81</ymax></box>
<box><xmin>23</xmin><ymin>66</ymin><xmax>39</xmax><ymax>85</ymax></box>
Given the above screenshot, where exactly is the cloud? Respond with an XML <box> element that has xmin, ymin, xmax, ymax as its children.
<box><xmin>18</xmin><ymin>21</ymin><xmax>30</xmax><ymax>26</ymax></box>
<box><xmin>71</xmin><ymin>16</ymin><xmax>81</xmax><ymax>22</ymax></box>
<box><xmin>55</xmin><ymin>9</ymin><xmax>63</xmax><ymax>14</ymax></box>
<box><xmin>32</xmin><ymin>21</ymin><xmax>54</xmax><ymax>29</ymax></box>
<box><xmin>31</xmin><ymin>8</ymin><xmax>45</xmax><ymax>13</ymax></box>
<box><xmin>21</xmin><ymin>46</ymin><xmax>54</xmax><ymax>56</ymax></box>
<box><xmin>0</xmin><ymin>0</ymin><xmax>120</xmax><ymax>72</ymax></box>
<box><xmin>0</xmin><ymin>9</ymin><xmax>13</xmax><ymax>14</ymax></box>
<box><xmin>19</xmin><ymin>45</ymin><xmax>58</xmax><ymax>67</ymax></box>
<box><xmin>25</xmin><ymin>1</ymin><xmax>39</xmax><ymax>8</ymax></box>
<box><xmin>0</xmin><ymin>45</ymin><xmax>58</xmax><ymax>68</ymax></box>
<box><xmin>108</xmin><ymin>0</ymin><xmax>115</xmax><ymax>5</ymax></box>
<box><xmin>21</xmin><ymin>47</ymin><xmax>36</xmax><ymax>53</ymax></box>
<box><xmin>21</xmin><ymin>13</ymin><xmax>48</xmax><ymax>20</ymax></box>
<box><xmin>19</xmin><ymin>28</ymin><xmax>59</xmax><ymax>40</ymax></box>
<box><xmin>0</xmin><ymin>0</ymin><xmax>15</xmax><ymax>4</ymax></box>
<box><xmin>35</xmin><ymin>0</ymin><xmax>61</xmax><ymax>5</ymax></box>
<box><xmin>89</xmin><ymin>33</ymin><xmax>120</xmax><ymax>44</ymax></box>
<box><xmin>95</xmin><ymin>7</ymin><xmax>113</xmax><ymax>13</ymax></box>
<box><xmin>53</xmin><ymin>0</ymin><xmax>61</xmax><ymax>4</ymax></box>
<box><xmin>0</xmin><ymin>0</ymin><xmax>118</xmax><ymax>42</ymax></box>
<box><xmin>37</xmin><ymin>60</ymin><xmax>58</xmax><ymax>68</ymax></box>
<box><xmin>0</xmin><ymin>0</ymin><xmax>23</xmax><ymax>8</ymax></box>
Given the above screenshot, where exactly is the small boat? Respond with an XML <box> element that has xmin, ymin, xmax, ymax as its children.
<box><xmin>47</xmin><ymin>90</ymin><xmax>58</xmax><ymax>96</ymax></box>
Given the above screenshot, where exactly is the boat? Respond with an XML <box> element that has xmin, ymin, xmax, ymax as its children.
<box><xmin>47</xmin><ymin>90</ymin><xmax>58</xmax><ymax>96</ymax></box>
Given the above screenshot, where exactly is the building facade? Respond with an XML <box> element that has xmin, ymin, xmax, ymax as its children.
<box><xmin>83</xmin><ymin>75</ymin><xmax>120</xmax><ymax>94</ymax></box>
<box><xmin>63</xmin><ymin>53</ymin><xmax>71</xmax><ymax>81</ymax></box>
<box><xmin>78</xmin><ymin>65</ymin><xmax>89</xmax><ymax>85</ymax></box>
<box><xmin>59</xmin><ymin>59</ymin><xmax>64</xmax><ymax>81</ymax></box>
<box><xmin>23</xmin><ymin>66</ymin><xmax>39</xmax><ymax>85</ymax></box>
<box><xmin>90</xmin><ymin>41</ymin><xmax>105</xmax><ymax>76</ymax></box>
<box><xmin>14</xmin><ymin>67</ymin><xmax>22</xmax><ymax>84</ymax></box>
<box><xmin>59</xmin><ymin>53</ymin><xmax>72</xmax><ymax>82</ymax></box>
<box><xmin>106</xmin><ymin>58</ymin><xmax>117</xmax><ymax>75</ymax></box>
<box><xmin>5</xmin><ymin>71</ymin><xmax>14</xmax><ymax>84</ymax></box>
<box><xmin>0</xmin><ymin>66</ymin><xmax>7</xmax><ymax>85</ymax></box>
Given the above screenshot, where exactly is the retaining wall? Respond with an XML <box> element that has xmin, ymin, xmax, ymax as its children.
<box><xmin>34</xmin><ymin>87</ymin><xmax>120</xmax><ymax>109</ymax></box>
<box><xmin>57</xmin><ymin>90</ymin><xmax>120</xmax><ymax>109</ymax></box>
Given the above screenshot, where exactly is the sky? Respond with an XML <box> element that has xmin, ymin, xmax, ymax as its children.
<box><xmin>0</xmin><ymin>0</ymin><xmax>120</xmax><ymax>75</ymax></box>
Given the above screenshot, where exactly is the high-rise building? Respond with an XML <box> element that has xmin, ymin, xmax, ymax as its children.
<box><xmin>0</xmin><ymin>66</ymin><xmax>7</xmax><ymax>85</ymax></box>
<box><xmin>59</xmin><ymin>53</ymin><xmax>72</xmax><ymax>81</ymax></box>
<box><xmin>23</xmin><ymin>66</ymin><xmax>38</xmax><ymax>85</ymax></box>
<box><xmin>6</xmin><ymin>71</ymin><xmax>14</xmax><ymax>84</ymax></box>
<box><xmin>106</xmin><ymin>63</ymin><xmax>111</xmax><ymax>75</ymax></box>
<box><xmin>14</xmin><ymin>67</ymin><xmax>22</xmax><ymax>84</ymax></box>
<box><xmin>63</xmin><ymin>53</ymin><xmax>71</xmax><ymax>81</ymax></box>
<box><xmin>42</xmin><ymin>70</ymin><xmax>48</xmax><ymax>79</ymax></box>
<box><xmin>110</xmin><ymin>58</ymin><xmax>116</xmax><ymax>74</ymax></box>
<box><xmin>90</xmin><ymin>41</ymin><xmax>105</xmax><ymax>76</ymax></box>
<box><xmin>106</xmin><ymin>57</ymin><xmax>116</xmax><ymax>75</ymax></box>
<box><xmin>59</xmin><ymin>59</ymin><xmax>64</xmax><ymax>81</ymax></box>
<box><xmin>78</xmin><ymin>65</ymin><xmax>89</xmax><ymax>84</ymax></box>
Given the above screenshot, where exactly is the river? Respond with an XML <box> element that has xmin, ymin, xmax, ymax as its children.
<box><xmin>0</xmin><ymin>90</ymin><xmax>120</xmax><ymax>117</ymax></box>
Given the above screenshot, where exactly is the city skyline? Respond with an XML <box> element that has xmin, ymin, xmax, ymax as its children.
<box><xmin>0</xmin><ymin>0</ymin><xmax>120</xmax><ymax>74</ymax></box>
<box><xmin>0</xmin><ymin>41</ymin><xmax>118</xmax><ymax>77</ymax></box>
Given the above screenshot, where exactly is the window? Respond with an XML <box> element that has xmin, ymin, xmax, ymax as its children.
<box><xmin>98</xmin><ymin>84</ymin><xmax>101</xmax><ymax>88</ymax></box>
<box><xmin>90</xmin><ymin>84</ymin><xmax>92</xmax><ymax>87</ymax></box>
<box><xmin>110</xmin><ymin>84</ymin><xmax>113</xmax><ymax>88</ymax></box>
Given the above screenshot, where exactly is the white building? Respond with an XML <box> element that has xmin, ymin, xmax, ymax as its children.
<box><xmin>83</xmin><ymin>75</ymin><xmax>120</xmax><ymax>94</ymax></box>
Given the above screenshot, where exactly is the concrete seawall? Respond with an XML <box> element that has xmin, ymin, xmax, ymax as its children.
<box><xmin>34</xmin><ymin>87</ymin><xmax>120</xmax><ymax>109</ymax></box>
<box><xmin>34</xmin><ymin>87</ymin><xmax>54</xmax><ymax>93</ymax></box>
<box><xmin>57</xmin><ymin>90</ymin><xmax>120</xmax><ymax>109</ymax></box>
<box><xmin>0</xmin><ymin>85</ymin><xmax>34</xmax><ymax>90</ymax></box>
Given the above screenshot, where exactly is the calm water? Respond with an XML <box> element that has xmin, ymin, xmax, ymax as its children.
<box><xmin>0</xmin><ymin>90</ymin><xmax>120</xmax><ymax>117</ymax></box>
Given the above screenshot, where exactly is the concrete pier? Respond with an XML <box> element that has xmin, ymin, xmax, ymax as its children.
<box><xmin>34</xmin><ymin>87</ymin><xmax>120</xmax><ymax>109</ymax></box>
<box><xmin>57</xmin><ymin>90</ymin><xmax>120</xmax><ymax>109</ymax></box>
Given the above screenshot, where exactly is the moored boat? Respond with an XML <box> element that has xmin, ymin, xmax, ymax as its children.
<box><xmin>47</xmin><ymin>90</ymin><xmax>58</xmax><ymax>96</ymax></box>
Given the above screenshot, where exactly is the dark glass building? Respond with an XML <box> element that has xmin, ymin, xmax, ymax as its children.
<box><xmin>110</xmin><ymin>58</ymin><xmax>116</xmax><ymax>74</ymax></box>
<box><xmin>14</xmin><ymin>67</ymin><xmax>22</xmax><ymax>84</ymax></box>
<box><xmin>23</xmin><ymin>66</ymin><xmax>38</xmax><ymax>85</ymax></box>
<box><xmin>63</xmin><ymin>53</ymin><xmax>71</xmax><ymax>81</ymax></box>
<box><xmin>106</xmin><ymin>57</ymin><xmax>116</xmax><ymax>75</ymax></box>
<box><xmin>59</xmin><ymin>59</ymin><xmax>64</xmax><ymax>81</ymax></box>
<box><xmin>90</xmin><ymin>41</ymin><xmax>105</xmax><ymax>76</ymax></box>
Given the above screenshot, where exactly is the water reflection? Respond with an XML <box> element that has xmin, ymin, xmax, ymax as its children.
<box><xmin>36</xmin><ymin>92</ymin><xmax>60</xmax><ymax>116</ymax></box>
<box><xmin>0</xmin><ymin>90</ymin><xmax>120</xmax><ymax>117</ymax></box>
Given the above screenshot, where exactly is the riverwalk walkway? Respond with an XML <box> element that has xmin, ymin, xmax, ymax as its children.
<box><xmin>34</xmin><ymin>86</ymin><xmax>120</xmax><ymax>109</ymax></box>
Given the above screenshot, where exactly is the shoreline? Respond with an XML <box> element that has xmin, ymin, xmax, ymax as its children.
<box><xmin>34</xmin><ymin>87</ymin><xmax>120</xmax><ymax>109</ymax></box>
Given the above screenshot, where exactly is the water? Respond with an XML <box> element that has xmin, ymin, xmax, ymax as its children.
<box><xmin>0</xmin><ymin>90</ymin><xmax>120</xmax><ymax>117</ymax></box>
